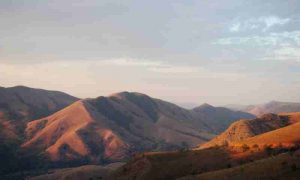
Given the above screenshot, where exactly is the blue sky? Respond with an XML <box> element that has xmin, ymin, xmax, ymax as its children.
<box><xmin>0</xmin><ymin>0</ymin><xmax>300</xmax><ymax>107</ymax></box>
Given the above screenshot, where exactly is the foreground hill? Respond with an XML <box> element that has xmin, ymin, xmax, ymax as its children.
<box><xmin>233</xmin><ymin>115</ymin><xmax>300</xmax><ymax>148</ymax></box>
<box><xmin>199</xmin><ymin>113</ymin><xmax>300</xmax><ymax>149</ymax></box>
<box><xmin>111</xmin><ymin>112</ymin><xmax>300</xmax><ymax>180</ymax></box>
<box><xmin>242</xmin><ymin>101</ymin><xmax>300</xmax><ymax>116</ymax></box>
<box><xmin>180</xmin><ymin>150</ymin><xmax>300</xmax><ymax>180</ymax></box>
<box><xmin>31</xmin><ymin>163</ymin><xmax>125</xmax><ymax>180</ymax></box>
<box><xmin>192</xmin><ymin>104</ymin><xmax>255</xmax><ymax>134</ymax></box>
<box><xmin>23</xmin><ymin>92</ymin><xmax>216</xmax><ymax>165</ymax></box>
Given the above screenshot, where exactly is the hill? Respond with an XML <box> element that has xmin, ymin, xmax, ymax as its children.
<box><xmin>192</xmin><ymin>103</ymin><xmax>255</xmax><ymax>134</ymax></box>
<box><xmin>0</xmin><ymin>86</ymin><xmax>78</xmax><ymax>122</ymax></box>
<box><xmin>22</xmin><ymin>92</ymin><xmax>216</xmax><ymax>165</ymax></box>
<box><xmin>31</xmin><ymin>163</ymin><xmax>124</xmax><ymax>180</ymax></box>
<box><xmin>199</xmin><ymin>113</ymin><xmax>299</xmax><ymax>149</ymax></box>
<box><xmin>111</xmin><ymin>112</ymin><xmax>300</xmax><ymax>180</ymax></box>
<box><xmin>180</xmin><ymin>150</ymin><xmax>300</xmax><ymax>180</ymax></box>
<box><xmin>0</xmin><ymin>86</ymin><xmax>79</xmax><ymax>175</ymax></box>
<box><xmin>0</xmin><ymin>86</ymin><xmax>78</xmax><ymax>142</ymax></box>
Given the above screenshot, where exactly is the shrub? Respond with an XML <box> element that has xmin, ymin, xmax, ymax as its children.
<box><xmin>241</xmin><ymin>144</ymin><xmax>250</xmax><ymax>152</ymax></box>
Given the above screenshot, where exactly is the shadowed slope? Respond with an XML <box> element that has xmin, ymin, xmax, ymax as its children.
<box><xmin>31</xmin><ymin>162</ymin><xmax>125</xmax><ymax>180</ymax></box>
<box><xmin>192</xmin><ymin>103</ymin><xmax>255</xmax><ymax>134</ymax></box>
<box><xmin>180</xmin><ymin>150</ymin><xmax>300</xmax><ymax>180</ymax></box>
<box><xmin>0</xmin><ymin>86</ymin><xmax>78</xmax><ymax>121</ymax></box>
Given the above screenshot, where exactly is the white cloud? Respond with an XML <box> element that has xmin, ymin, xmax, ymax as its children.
<box><xmin>229</xmin><ymin>16</ymin><xmax>291</xmax><ymax>32</ymax></box>
<box><xmin>261</xmin><ymin>16</ymin><xmax>290</xmax><ymax>30</ymax></box>
<box><xmin>229</xmin><ymin>23</ymin><xmax>241</xmax><ymax>32</ymax></box>
<box><xmin>215</xmin><ymin>31</ymin><xmax>300</xmax><ymax>46</ymax></box>
<box><xmin>263</xmin><ymin>47</ymin><xmax>300</xmax><ymax>62</ymax></box>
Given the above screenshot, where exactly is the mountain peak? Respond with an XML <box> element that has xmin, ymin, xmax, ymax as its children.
<box><xmin>7</xmin><ymin>85</ymin><xmax>31</xmax><ymax>90</ymax></box>
<box><xmin>200</xmin><ymin>103</ymin><xmax>214</xmax><ymax>108</ymax></box>
<box><xmin>109</xmin><ymin>91</ymin><xmax>148</xmax><ymax>99</ymax></box>
<box><xmin>193</xmin><ymin>103</ymin><xmax>215</xmax><ymax>111</ymax></box>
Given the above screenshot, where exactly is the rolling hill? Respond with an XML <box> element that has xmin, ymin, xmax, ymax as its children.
<box><xmin>180</xmin><ymin>150</ymin><xmax>300</xmax><ymax>180</ymax></box>
<box><xmin>192</xmin><ymin>103</ymin><xmax>255</xmax><ymax>134</ymax></box>
<box><xmin>111</xmin><ymin>112</ymin><xmax>300</xmax><ymax>180</ymax></box>
<box><xmin>0</xmin><ymin>86</ymin><xmax>78</xmax><ymax>142</ymax></box>
<box><xmin>0</xmin><ymin>86</ymin><xmax>78</xmax><ymax>122</ymax></box>
<box><xmin>22</xmin><ymin>92</ymin><xmax>216</xmax><ymax>165</ymax></box>
<box><xmin>199</xmin><ymin>112</ymin><xmax>300</xmax><ymax>149</ymax></box>
<box><xmin>0</xmin><ymin>86</ymin><xmax>79</xmax><ymax>176</ymax></box>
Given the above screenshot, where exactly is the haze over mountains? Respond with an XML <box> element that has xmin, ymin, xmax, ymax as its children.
<box><xmin>227</xmin><ymin>101</ymin><xmax>300</xmax><ymax>117</ymax></box>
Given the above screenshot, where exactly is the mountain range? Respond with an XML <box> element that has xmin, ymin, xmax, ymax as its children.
<box><xmin>1</xmin><ymin>85</ymin><xmax>300</xmax><ymax>179</ymax></box>
<box><xmin>0</xmin><ymin>86</ymin><xmax>255</xmax><ymax>175</ymax></box>
<box><xmin>227</xmin><ymin>101</ymin><xmax>300</xmax><ymax>116</ymax></box>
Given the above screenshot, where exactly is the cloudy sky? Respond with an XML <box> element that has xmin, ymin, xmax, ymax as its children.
<box><xmin>1</xmin><ymin>0</ymin><xmax>300</xmax><ymax>107</ymax></box>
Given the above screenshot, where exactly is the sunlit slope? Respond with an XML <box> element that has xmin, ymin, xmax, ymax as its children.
<box><xmin>200</xmin><ymin>113</ymin><xmax>300</xmax><ymax>149</ymax></box>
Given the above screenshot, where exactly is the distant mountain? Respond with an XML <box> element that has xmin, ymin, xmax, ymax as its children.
<box><xmin>227</xmin><ymin>101</ymin><xmax>300</xmax><ymax>116</ymax></box>
<box><xmin>22</xmin><ymin>92</ymin><xmax>215</xmax><ymax>165</ymax></box>
<box><xmin>199</xmin><ymin>112</ymin><xmax>300</xmax><ymax>149</ymax></box>
<box><xmin>192</xmin><ymin>103</ymin><xmax>255</xmax><ymax>134</ymax></box>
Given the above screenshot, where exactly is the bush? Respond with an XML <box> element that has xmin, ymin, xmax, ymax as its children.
<box><xmin>241</xmin><ymin>144</ymin><xmax>250</xmax><ymax>152</ymax></box>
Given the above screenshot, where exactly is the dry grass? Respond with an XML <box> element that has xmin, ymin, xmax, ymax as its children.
<box><xmin>180</xmin><ymin>150</ymin><xmax>300</xmax><ymax>180</ymax></box>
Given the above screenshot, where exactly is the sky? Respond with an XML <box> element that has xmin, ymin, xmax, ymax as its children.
<box><xmin>1</xmin><ymin>0</ymin><xmax>300</xmax><ymax>107</ymax></box>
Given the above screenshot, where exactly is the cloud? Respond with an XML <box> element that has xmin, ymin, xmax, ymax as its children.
<box><xmin>215</xmin><ymin>31</ymin><xmax>300</xmax><ymax>46</ymax></box>
<box><xmin>99</xmin><ymin>58</ymin><xmax>201</xmax><ymax>74</ymax></box>
<box><xmin>263</xmin><ymin>47</ymin><xmax>300</xmax><ymax>62</ymax></box>
<box><xmin>229</xmin><ymin>23</ymin><xmax>241</xmax><ymax>32</ymax></box>
<box><xmin>101</xmin><ymin>58</ymin><xmax>163</xmax><ymax>67</ymax></box>
<box><xmin>229</xmin><ymin>16</ymin><xmax>291</xmax><ymax>32</ymax></box>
